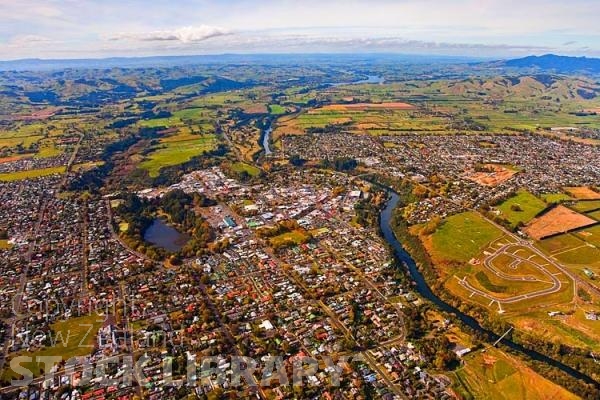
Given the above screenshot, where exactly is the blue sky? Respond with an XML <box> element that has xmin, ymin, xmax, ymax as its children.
<box><xmin>0</xmin><ymin>0</ymin><xmax>599</xmax><ymax>60</ymax></box>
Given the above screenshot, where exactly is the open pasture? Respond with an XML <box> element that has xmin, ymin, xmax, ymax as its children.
<box><xmin>574</xmin><ymin>224</ymin><xmax>600</xmax><ymax>248</ymax></box>
<box><xmin>540</xmin><ymin>192</ymin><xmax>574</xmax><ymax>204</ymax></box>
<box><xmin>570</xmin><ymin>200</ymin><xmax>600</xmax><ymax>213</ymax></box>
<box><xmin>565</xmin><ymin>186</ymin><xmax>600</xmax><ymax>200</ymax></box>
<box><xmin>428</xmin><ymin>211</ymin><xmax>504</xmax><ymax>264</ymax></box>
<box><xmin>496</xmin><ymin>190</ymin><xmax>546</xmax><ymax>228</ymax></box>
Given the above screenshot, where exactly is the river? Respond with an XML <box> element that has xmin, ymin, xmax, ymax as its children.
<box><xmin>329</xmin><ymin>74</ymin><xmax>385</xmax><ymax>86</ymax></box>
<box><xmin>380</xmin><ymin>191</ymin><xmax>599</xmax><ymax>387</ymax></box>
<box><xmin>144</xmin><ymin>218</ymin><xmax>190</xmax><ymax>252</ymax></box>
<box><xmin>262</xmin><ymin>124</ymin><xmax>273</xmax><ymax>156</ymax></box>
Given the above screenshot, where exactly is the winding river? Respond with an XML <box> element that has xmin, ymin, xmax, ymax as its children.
<box><xmin>380</xmin><ymin>191</ymin><xmax>599</xmax><ymax>387</ymax></box>
<box><xmin>262</xmin><ymin>124</ymin><xmax>273</xmax><ymax>156</ymax></box>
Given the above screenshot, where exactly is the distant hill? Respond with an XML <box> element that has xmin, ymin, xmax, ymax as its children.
<box><xmin>504</xmin><ymin>54</ymin><xmax>600</xmax><ymax>74</ymax></box>
<box><xmin>442</xmin><ymin>74</ymin><xmax>599</xmax><ymax>100</ymax></box>
<box><xmin>0</xmin><ymin>53</ymin><xmax>478</xmax><ymax>72</ymax></box>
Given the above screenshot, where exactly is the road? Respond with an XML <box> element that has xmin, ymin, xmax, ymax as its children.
<box><xmin>457</xmin><ymin>241</ymin><xmax>565</xmax><ymax>305</ymax></box>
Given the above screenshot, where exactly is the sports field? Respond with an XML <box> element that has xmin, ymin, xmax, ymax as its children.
<box><xmin>231</xmin><ymin>162</ymin><xmax>261</xmax><ymax>177</ymax></box>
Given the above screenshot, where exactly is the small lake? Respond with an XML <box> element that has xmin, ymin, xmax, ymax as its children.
<box><xmin>144</xmin><ymin>218</ymin><xmax>190</xmax><ymax>252</ymax></box>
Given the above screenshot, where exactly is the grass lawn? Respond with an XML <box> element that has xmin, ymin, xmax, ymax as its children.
<box><xmin>139</xmin><ymin>133</ymin><xmax>217</xmax><ymax>177</ymax></box>
<box><xmin>496</xmin><ymin>190</ymin><xmax>546</xmax><ymax>228</ymax></box>
<box><xmin>268</xmin><ymin>104</ymin><xmax>286</xmax><ymax>115</ymax></box>
<box><xmin>269</xmin><ymin>230</ymin><xmax>310</xmax><ymax>248</ymax></box>
<box><xmin>231</xmin><ymin>162</ymin><xmax>261</xmax><ymax>177</ymax></box>
<box><xmin>430</xmin><ymin>212</ymin><xmax>504</xmax><ymax>263</ymax></box>
<box><xmin>119</xmin><ymin>222</ymin><xmax>130</xmax><ymax>233</ymax></box>
<box><xmin>2</xmin><ymin>315</ymin><xmax>104</xmax><ymax>382</ymax></box>
<box><xmin>0</xmin><ymin>166</ymin><xmax>66</xmax><ymax>181</ymax></box>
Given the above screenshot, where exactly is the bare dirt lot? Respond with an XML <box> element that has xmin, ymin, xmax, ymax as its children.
<box><xmin>523</xmin><ymin>205</ymin><xmax>598</xmax><ymax>240</ymax></box>
<box><xmin>467</xmin><ymin>164</ymin><xmax>518</xmax><ymax>186</ymax></box>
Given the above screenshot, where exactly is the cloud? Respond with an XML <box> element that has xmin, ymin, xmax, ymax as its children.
<box><xmin>7</xmin><ymin>34</ymin><xmax>53</xmax><ymax>47</ymax></box>
<box><xmin>109</xmin><ymin>25</ymin><xmax>230</xmax><ymax>43</ymax></box>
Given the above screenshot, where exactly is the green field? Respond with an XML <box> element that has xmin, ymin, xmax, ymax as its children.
<box><xmin>1</xmin><ymin>315</ymin><xmax>104</xmax><ymax>382</ymax></box>
<box><xmin>0</xmin><ymin>166</ymin><xmax>66</xmax><ymax>181</ymax></box>
<box><xmin>575</xmin><ymin>224</ymin><xmax>600</xmax><ymax>248</ymax></box>
<box><xmin>496</xmin><ymin>190</ymin><xmax>546</xmax><ymax>228</ymax></box>
<box><xmin>138</xmin><ymin>116</ymin><xmax>182</xmax><ymax>128</ymax></box>
<box><xmin>231</xmin><ymin>162</ymin><xmax>261</xmax><ymax>177</ymax></box>
<box><xmin>540</xmin><ymin>192</ymin><xmax>573</xmax><ymax>204</ymax></box>
<box><xmin>269</xmin><ymin>230</ymin><xmax>311</xmax><ymax>248</ymax></box>
<box><xmin>139</xmin><ymin>132</ymin><xmax>217</xmax><ymax>177</ymax></box>
<box><xmin>430</xmin><ymin>212</ymin><xmax>504</xmax><ymax>263</ymax></box>
<box><xmin>552</xmin><ymin>242</ymin><xmax>600</xmax><ymax>265</ymax></box>
<box><xmin>571</xmin><ymin>200</ymin><xmax>600</xmax><ymax>213</ymax></box>
<box><xmin>268</xmin><ymin>104</ymin><xmax>286</xmax><ymax>115</ymax></box>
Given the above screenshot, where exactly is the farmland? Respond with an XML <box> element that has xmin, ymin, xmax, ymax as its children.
<box><xmin>0</xmin><ymin>165</ymin><xmax>66</xmax><ymax>181</ymax></box>
<box><xmin>523</xmin><ymin>205</ymin><xmax>597</xmax><ymax>240</ymax></box>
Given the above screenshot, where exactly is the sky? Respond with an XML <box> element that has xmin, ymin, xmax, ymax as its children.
<box><xmin>0</xmin><ymin>0</ymin><xmax>599</xmax><ymax>60</ymax></box>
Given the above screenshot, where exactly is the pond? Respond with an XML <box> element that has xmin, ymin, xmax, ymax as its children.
<box><xmin>143</xmin><ymin>218</ymin><xmax>190</xmax><ymax>252</ymax></box>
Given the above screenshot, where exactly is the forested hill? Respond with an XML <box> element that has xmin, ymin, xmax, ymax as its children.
<box><xmin>504</xmin><ymin>54</ymin><xmax>600</xmax><ymax>74</ymax></box>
